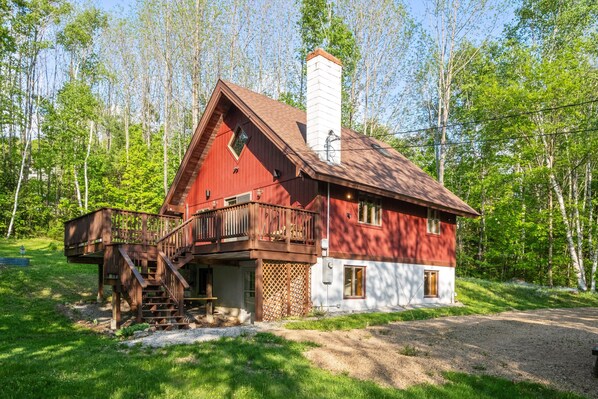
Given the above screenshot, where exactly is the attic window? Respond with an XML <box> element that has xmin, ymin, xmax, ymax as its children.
<box><xmin>229</xmin><ymin>127</ymin><xmax>249</xmax><ymax>159</ymax></box>
<box><xmin>371</xmin><ymin>143</ymin><xmax>392</xmax><ymax>158</ymax></box>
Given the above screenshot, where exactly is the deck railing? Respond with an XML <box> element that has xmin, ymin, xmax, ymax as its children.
<box><xmin>193</xmin><ymin>202</ymin><xmax>317</xmax><ymax>250</ymax></box>
<box><xmin>64</xmin><ymin>208</ymin><xmax>182</xmax><ymax>253</ymax></box>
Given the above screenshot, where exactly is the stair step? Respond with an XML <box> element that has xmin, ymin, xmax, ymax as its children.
<box><xmin>143</xmin><ymin>301</ymin><xmax>175</xmax><ymax>306</ymax></box>
<box><xmin>153</xmin><ymin>323</ymin><xmax>189</xmax><ymax>331</ymax></box>
<box><xmin>143</xmin><ymin>310</ymin><xmax>177</xmax><ymax>316</ymax></box>
<box><xmin>143</xmin><ymin>316</ymin><xmax>185</xmax><ymax>322</ymax></box>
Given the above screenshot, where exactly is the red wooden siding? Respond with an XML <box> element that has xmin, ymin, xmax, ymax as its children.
<box><xmin>185</xmin><ymin>107</ymin><xmax>319</xmax><ymax>215</ymax></box>
<box><xmin>324</xmin><ymin>184</ymin><xmax>457</xmax><ymax>267</ymax></box>
<box><xmin>184</xmin><ymin>106</ymin><xmax>456</xmax><ymax>267</ymax></box>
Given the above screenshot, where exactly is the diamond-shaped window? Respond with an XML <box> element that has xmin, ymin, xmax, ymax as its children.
<box><xmin>229</xmin><ymin>127</ymin><xmax>249</xmax><ymax>159</ymax></box>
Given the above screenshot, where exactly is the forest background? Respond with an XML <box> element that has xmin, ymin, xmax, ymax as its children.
<box><xmin>2</xmin><ymin>0</ymin><xmax>598</xmax><ymax>291</ymax></box>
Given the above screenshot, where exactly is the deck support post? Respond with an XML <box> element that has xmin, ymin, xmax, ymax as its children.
<box><xmin>111</xmin><ymin>289</ymin><xmax>121</xmax><ymax>330</ymax></box>
<box><xmin>255</xmin><ymin>258</ymin><xmax>263</xmax><ymax>322</ymax></box>
<box><xmin>97</xmin><ymin>263</ymin><xmax>104</xmax><ymax>302</ymax></box>
<box><xmin>206</xmin><ymin>266</ymin><xmax>214</xmax><ymax>322</ymax></box>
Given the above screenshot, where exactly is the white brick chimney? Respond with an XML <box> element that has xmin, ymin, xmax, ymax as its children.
<box><xmin>306</xmin><ymin>48</ymin><xmax>342</xmax><ymax>164</ymax></box>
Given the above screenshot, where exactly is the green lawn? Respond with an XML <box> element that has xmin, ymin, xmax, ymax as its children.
<box><xmin>285</xmin><ymin>277</ymin><xmax>598</xmax><ymax>331</ymax></box>
<box><xmin>0</xmin><ymin>238</ymin><xmax>588</xmax><ymax>399</ymax></box>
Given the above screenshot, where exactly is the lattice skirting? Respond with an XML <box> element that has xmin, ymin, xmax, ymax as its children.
<box><xmin>263</xmin><ymin>261</ymin><xmax>311</xmax><ymax>321</ymax></box>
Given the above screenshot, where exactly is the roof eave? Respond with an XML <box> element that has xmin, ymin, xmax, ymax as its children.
<box><xmin>311</xmin><ymin>172</ymin><xmax>480</xmax><ymax>218</ymax></box>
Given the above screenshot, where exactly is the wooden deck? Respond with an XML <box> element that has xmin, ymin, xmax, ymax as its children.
<box><xmin>64</xmin><ymin>203</ymin><xmax>318</xmax><ymax>326</ymax></box>
<box><xmin>64</xmin><ymin>203</ymin><xmax>319</xmax><ymax>263</ymax></box>
<box><xmin>64</xmin><ymin>208</ymin><xmax>182</xmax><ymax>260</ymax></box>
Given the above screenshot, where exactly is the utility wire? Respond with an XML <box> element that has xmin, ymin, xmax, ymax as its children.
<box><xmin>343</xmin><ymin>98</ymin><xmax>598</xmax><ymax>142</ymax></box>
<box><xmin>294</xmin><ymin>125</ymin><xmax>598</xmax><ymax>154</ymax></box>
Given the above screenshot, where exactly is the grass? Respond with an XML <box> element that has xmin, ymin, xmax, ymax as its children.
<box><xmin>0</xmin><ymin>238</ymin><xmax>588</xmax><ymax>399</ymax></box>
<box><xmin>284</xmin><ymin>277</ymin><xmax>598</xmax><ymax>331</ymax></box>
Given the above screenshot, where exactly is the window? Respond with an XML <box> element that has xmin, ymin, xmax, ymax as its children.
<box><xmin>344</xmin><ymin>266</ymin><xmax>365</xmax><ymax>298</ymax></box>
<box><xmin>224</xmin><ymin>192</ymin><xmax>251</xmax><ymax>206</ymax></box>
<box><xmin>358</xmin><ymin>196</ymin><xmax>382</xmax><ymax>226</ymax></box>
<box><xmin>243</xmin><ymin>270</ymin><xmax>256</xmax><ymax>313</ymax></box>
<box><xmin>424</xmin><ymin>270</ymin><xmax>438</xmax><ymax>298</ymax></box>
<box><xmin>229</xmin><ymin>127</ymin><xmax>249</xmax><ymax>158</ymax></box>
<box><xmin>427</xmin><ymin>208</ymin><xmax>440</xmax><ymax>235</ymax></box>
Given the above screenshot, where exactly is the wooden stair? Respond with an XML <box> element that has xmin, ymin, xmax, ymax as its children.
<box><xmin>139</xmin><ymin>264</ymin><xmax>189</xmax><ymax>330</ymax></box>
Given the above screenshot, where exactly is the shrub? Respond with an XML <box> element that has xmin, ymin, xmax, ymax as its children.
<box><xmin>115</xmin><ymin>323</ymin><xmax>150</xmax><ymax>338</ymax></box>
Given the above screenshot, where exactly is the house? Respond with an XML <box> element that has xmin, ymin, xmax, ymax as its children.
<box><xmin>64</xmin><ymin>48</ymin><xmax>478</xmax><ymax>329</ymax></box>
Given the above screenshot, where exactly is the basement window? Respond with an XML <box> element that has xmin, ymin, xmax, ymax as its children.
<box><xmin>229</xmin><ymin>127</ymin><xmax>249</xmax><ymax>159</ymax></box>
<box><xmin>427</xmin><ymin>208</ymin><xmax>440</xmax><ymax>235</ymax></box>
<box><xmin>358</xmin><ymin>196</ymin><xmax>382</xmax><ymax>226</ymax></box>
<box><xmin>344</xmin><ymin>266</ymin><xmax>366</xmax><ymax>299</ymax></box>
<box><xmin>424</xmin><ymin>270</ymin><xmax>438</xmax><ymax>298</ymax></box>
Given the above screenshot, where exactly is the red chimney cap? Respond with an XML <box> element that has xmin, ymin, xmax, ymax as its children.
<box><xmin>306</xmin><ymin>48</ymin><xmax>343</xmax><ymax>66</ymax></box>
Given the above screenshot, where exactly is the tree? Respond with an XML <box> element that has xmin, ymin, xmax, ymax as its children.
<box><xmin>298</xmin><ymin>0</ymin><xmax>359</xmax><ymax>126</ymax></box>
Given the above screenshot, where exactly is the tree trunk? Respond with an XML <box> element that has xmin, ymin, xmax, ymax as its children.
<box><xmin>548</xmin><ymin>187</ymin><xmax>554</xmax><ymax>286</ymax></box>
<box><xmin>6</xmin><ymin>136</ymin><xmax>30</xmax><ymax>238</ymax></box>
<box><xmin>74</xmin><ymin>165</ymin><xmax>83</xmax><ymax>212</ymax></box>
<box><xmin>163</xmin><ymin>4</ymin><xmax>173</xmax><ymax>196</ymax></box>
<box><xmin>125</xmin><ymin>97</ymin><xmax>130</xmax><ymax>162</ymax></box>
<box><xmin>84</xmin><ymin>121</ymin><xmax>94</xmax><ymax>212</ymax></box>
<box><xmin>550</xmin><ymin>173</ymin><xmax>586</xmax><ymax>290</ymax></box>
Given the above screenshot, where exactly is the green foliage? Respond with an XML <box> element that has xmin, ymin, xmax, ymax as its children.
<box><xmin>285</xmin><ymin>278</ymin><xmax>598</xmax><ymax>331</ymax></box>
<box><xmin>115</xmin><ymin>323</ymin><xmax>150</xmax><ymax>338</ymax></box>
<box><xmin>298</xmin><ymin>0</ymin><xmax>360</xmax><ymax>125</ymax></box>
<box><xmin>0</xmin><ymin>239</ymin><xmax>584</xmax><ymax>399</ymax></box>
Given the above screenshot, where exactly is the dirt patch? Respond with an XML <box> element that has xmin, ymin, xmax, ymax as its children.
<box><xmin>277</xmin><ymin>308</ymin><xmax>598</xmax><ymax>398</ymax></box>
<box><xmin>57</xmin><ymin>300</ymin><xmax>132</xmax><ymax>333</ymax></box>
<box><xmin>57</xmin><ymin>300</ymin><xmax>242</xmax><ymax>334</ymax></box>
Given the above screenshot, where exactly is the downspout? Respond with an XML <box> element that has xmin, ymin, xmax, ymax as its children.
<box><xmin>327</xmin><ymin>182</ymin><xmax>330</xmax><ymax>241</ymax></box>
<box><xmin>326</xmin><ymin>182</ymin><xmax>331</xmax><ymax>309</ymax></box>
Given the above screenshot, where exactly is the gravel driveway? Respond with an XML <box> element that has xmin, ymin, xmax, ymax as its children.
<box><xmin>277</xmin><ymin>308</ymin><xmax>598</xmax><ymax>398</ymax></box>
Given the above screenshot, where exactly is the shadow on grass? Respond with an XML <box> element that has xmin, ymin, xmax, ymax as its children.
<box><xmin>0</xmin><ymin>238</ymin><xmax>587</xmax><ymax>399</ymax></box>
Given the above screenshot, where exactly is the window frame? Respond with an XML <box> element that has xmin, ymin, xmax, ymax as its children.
<box><xmin>427</xmin><ymin>208</ymin><xmax>441</xmax><ymax>235</ymax></box>
<box><xmin>343</xmin><ymin>265</ymin><xmax>366</xmax><ymax>299</ymax></box>
<box><xmin>423</xmin><ymin>270</ymin><xmax>439</xmax><ymax>298</ymax></box>
<box><xmin>357</xmin><ymin>195</ymin><xmax>382</xmax><ymax>226</ymax></box>
<box><xmin>228</xmin><ymin>126</ymin><xmax>250</xmax><ymax>159</ymax></box>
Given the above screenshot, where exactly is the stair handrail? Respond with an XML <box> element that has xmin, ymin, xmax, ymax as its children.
<box><xmin>118</xmin><ymin>247</ymin><xmax>148</xmax><ymax>288</ymax></box>
<box><xmin>118</xmin><ymin>247</ymin><xmax>148</xmax><ymax>322</ymax></box>
<box><xmin>156</xmin><ymin>216</ymin><xmax>196</xmax><ymax>260</ymax></box>
<box><xmin>156</xmin><ymin>216</ymin><xmax>195</xmax><ymax>245</ymax></box>
<box><xmin>158</xmin><ymin>251</ymin><xmax>190</xmax><ymax>316</ymax></box>
<box><xmin>158</xmin><ymin>251</ymin><xmax>190</xmax><ymax>288</ymax></box>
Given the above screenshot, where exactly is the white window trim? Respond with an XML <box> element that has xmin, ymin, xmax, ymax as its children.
<box><xmin>424</xmin><ymin>269</ymin><xmax>439</xmax><ymax>298</ymax></box>
<box><xmin>427</xmin><ymin>208</ymin><xmax>441</xmax><ymax>235</ymax></box>
<box><xmin>224</xmin><ymin>191</ymin><xmax>252</xmax><ymax>206</ymax></box>
<box><xmin>227</xmin><ymin>126</ymin><xmax>249</xmax><ymax>160</ymax></box>
<box><xmin>343</xmin><ymin>265</ymin><xmax>366</xmax><ymax>299</ymax></box>
<box><xmin>357</xmin><ymin>195</ymin><xmax>382</xmax><ymax>226</ymax></box>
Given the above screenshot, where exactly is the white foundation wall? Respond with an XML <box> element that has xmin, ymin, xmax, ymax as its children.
<box><xmin>212</xmin><ymin>265</ymin><xmax>243</xmax><ymax>310</ymax></box>
<box><xmin>310</xmin><ymin>257</ymin><xmax>455</xmax><ymax>312</ymax></box>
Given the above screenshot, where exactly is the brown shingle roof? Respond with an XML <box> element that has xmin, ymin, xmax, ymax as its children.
<box><xmin>221</xmin><ymin>81</ymin><xmax>478</xmax><ymax>217</ymax></box>
<box><xmin>162</xmin><ymin>79</ymin><xmax>478</xmax><ymax>217</ymax></box>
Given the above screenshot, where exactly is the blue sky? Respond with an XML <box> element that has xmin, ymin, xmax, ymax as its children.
<box><xmin>92</xmin><ymin>0</ymin><xmax>511</xmax><ymax>40</ymax></box>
